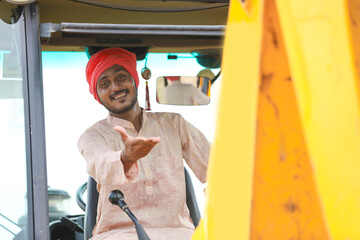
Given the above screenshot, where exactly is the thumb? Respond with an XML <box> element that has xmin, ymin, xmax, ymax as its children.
<box><xmin>114</xmin><ymin>126</ymin><xmax>129</xmax><ymax>142</ymax></box>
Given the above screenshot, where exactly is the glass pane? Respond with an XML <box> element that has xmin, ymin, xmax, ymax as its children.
<box><xmin>0</xmin><ymin>16</ymin><xmax>28</xmax><ymax>240</ymax></box>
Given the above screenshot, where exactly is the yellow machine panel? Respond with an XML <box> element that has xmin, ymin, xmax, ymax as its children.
<box><xmin>193</xmin><ymin>0</ymin><xmax>360</xmax><ymax>239</ymax></box>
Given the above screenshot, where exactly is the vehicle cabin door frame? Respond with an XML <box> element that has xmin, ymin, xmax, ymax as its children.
<box><xmin>22</xmin><ymin>3</ymin><xmax>49</xmax><ymax>240</ymax></box>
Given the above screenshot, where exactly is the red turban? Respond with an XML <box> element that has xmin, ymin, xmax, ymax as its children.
<box><xmin>85</xmin><ymin>48</ymin><xmax>139</xmax><ymax>104</ymax></box>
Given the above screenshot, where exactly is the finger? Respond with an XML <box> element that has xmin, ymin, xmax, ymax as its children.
<box><xmin>149</xmin><ymin>137</ymin><xmax>161</xmax><ymax>143</ymax></box>
<box><xmin>114</xmin><ymin>126</ymin><xmax>129</xmax><ymax>142</ymax></box>
<box><xmin>136</xmin><ymin>136</ymin><xmax>160</xmax><ymax>143</ymax></box>
<box><xmin>143</xmin><ymin>137</ymin><xmax>160</xmax><ymax>143</ymax></box>
<box><xmin>142</xmin><ymin>137</ymin><xmax>161</xmax><ymax>144</ymax></box>
<box><xmin>137</xmin><ymin>139</ymin><xmax>159</xmax><ymax>149</ymax></box>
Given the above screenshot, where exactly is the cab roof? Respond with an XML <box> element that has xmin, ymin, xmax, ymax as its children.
<box><xmin>37</xmin><ymin>0</ymin><xmax>228</xmax><ymax>55</ymax></box>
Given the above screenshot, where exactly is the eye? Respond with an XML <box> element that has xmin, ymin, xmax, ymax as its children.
<box><xmin>99</xmin><ymin>80</ymin><xmax>110</xmax><ymax>89</ymax></box>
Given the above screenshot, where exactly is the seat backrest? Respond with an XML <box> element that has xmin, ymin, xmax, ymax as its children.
<box><xmin>84</xmin><ymin>167</ymin><xmax>201</xmax><ymax>240</ymax></box>
<box><xmin>184</xmin><ymin>167</ymin><xmax>201</xmax><ymax>227</ymax></box>
<box><xmin>84</xmin><ymin>176</ymin><xmax>98</xmax><ymax>240</ymax></box>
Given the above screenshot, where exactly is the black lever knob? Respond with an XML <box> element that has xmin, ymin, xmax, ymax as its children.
<box><xmin>109</xmin><ymin>190</ymin><xmax>128</xmax><ymax>210</ymax></box>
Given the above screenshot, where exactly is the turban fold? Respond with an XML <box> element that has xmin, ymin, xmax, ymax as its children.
<box><xmin>85</xmin><ymin>48</ymin><xmax>139</xmax><ymax>104</ymax></box>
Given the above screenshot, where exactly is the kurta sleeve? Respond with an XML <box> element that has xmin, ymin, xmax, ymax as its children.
<box><xmin>177</xmin><ymin>114</ymin><xmax>210</xmax><ymax>183</ymax></box>
<box><xmin>78</xmin><ymin>126</ymin><xmax>138</xmax><ymax>185</ymax></box>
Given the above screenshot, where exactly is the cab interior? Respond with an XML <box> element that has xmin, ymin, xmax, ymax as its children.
<box><xmin>0</xmin><ymin>1</ymin><xmax>229</xmax><ymax>240</ymax></box>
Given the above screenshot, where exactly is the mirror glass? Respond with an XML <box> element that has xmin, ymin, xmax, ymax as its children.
<box><xmin>156</xmin><ymin>76</ymin><xmax>211</xmax><ymax>105</ymax></box>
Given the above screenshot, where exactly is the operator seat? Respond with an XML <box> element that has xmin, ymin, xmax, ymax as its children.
<box><xmin>84</xmin><ymin>167</ymin><xmax>201</xmax><ymax>240</ymax></box>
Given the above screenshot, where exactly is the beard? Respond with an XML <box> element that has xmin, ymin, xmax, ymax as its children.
<box><xmin>100</xmin><ymin>87</ymin><xmax>138</xmax><ymax>115</ymax></box>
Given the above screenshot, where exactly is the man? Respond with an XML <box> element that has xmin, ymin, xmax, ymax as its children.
<box><xmin>164</xmin><ymin>77</ymin><xmax>210</xmax><ymax>105</ymax></box>
<box><xmin>78</xmin><ymin>48</ymin><xmax>210</xmax><ymax>240</ymax></box>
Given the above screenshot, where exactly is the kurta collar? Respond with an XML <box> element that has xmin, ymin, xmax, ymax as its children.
<box><xmin>106</xmin><ymin>108</ymin><xmax>146</xmax><ymax>131</ymax></box>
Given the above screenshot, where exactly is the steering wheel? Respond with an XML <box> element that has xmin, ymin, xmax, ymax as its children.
<box><xmin>76</xmin><ymin>182</ymin><xmax>87</xmax><ymax>212</ymax></box>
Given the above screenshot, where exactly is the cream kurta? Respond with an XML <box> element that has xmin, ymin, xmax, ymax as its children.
<box><xmin>78</xmin><ymin>111</ymin><xmax>210</xmax><ymax>240</ymax></box>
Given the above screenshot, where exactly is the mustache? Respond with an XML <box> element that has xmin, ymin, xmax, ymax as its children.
<box><xmin>110</xmin><ymin>89</ymin><xmax>128</xmax><ymax>99</ymax></box>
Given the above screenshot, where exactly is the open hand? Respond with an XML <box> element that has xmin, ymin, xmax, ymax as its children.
<box><xmin>114</xmin><ymin>126</ymin><xmax>160</xmax><ymax>164</ymax></box>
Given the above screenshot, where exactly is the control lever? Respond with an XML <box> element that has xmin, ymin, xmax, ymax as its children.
<box><xmin>109</xmin><ymin>190</ymin><xmax>150</xmax><ymax>240</ymax></box>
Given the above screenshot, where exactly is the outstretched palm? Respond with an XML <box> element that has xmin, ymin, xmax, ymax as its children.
<box><xmin>114</xmin><ymin>126</ymin><xmax>160</xmax><ymax>164</ymax></box>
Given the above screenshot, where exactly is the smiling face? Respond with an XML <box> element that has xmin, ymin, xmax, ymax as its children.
<box><xmin>96</xmin><ymin>64</ymin><xmax>138</xmax><ymax>116</ymax></box>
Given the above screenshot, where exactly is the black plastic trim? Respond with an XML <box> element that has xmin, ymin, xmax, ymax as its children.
<box><xmin>23</xmin><ymin>3</ymin><xmax>49</xmax><ymax>240</ymax></box>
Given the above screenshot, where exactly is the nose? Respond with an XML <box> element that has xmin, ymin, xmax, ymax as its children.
<box><xmin>111</xmin><ymin>78</ymin><xmax>122</xmax><ymax>91</ymax></box>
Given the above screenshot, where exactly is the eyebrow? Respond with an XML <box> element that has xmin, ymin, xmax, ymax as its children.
<box><xmin>98</xmin><ymin>67</ymin><xmax>126</xmax><ymax>82</ymax></box>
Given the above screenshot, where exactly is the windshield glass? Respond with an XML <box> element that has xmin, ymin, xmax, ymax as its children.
<box><xmin>42</xmin><ymin>51</ymin><xmax>221</xmax><ymax>216</ymax></box>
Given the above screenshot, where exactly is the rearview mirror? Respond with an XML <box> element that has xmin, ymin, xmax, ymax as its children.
<box><xmin>156</xmin><ymin>76</ymin><xmax>211</xmax><ymax>106</ymax></box>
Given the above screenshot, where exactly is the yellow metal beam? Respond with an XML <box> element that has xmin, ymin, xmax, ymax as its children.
<box><xmin>193</xmin><ymin>0</ymin><xmax>360</xmax><ymax>239</ymax></box>
<box><xmin>275</xmin><ymin>0</ymin><xmax>360</xmax><ymax>238</ymax></box>
<box><xmin>192</xmin><ymin>0</ymin><xmax>264</xmax><ymax>239</ymax></box>
<box><xmin>251</xmin><ymin>0</ymin><xmax>330</xmax><ymax>238</ymax></box>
